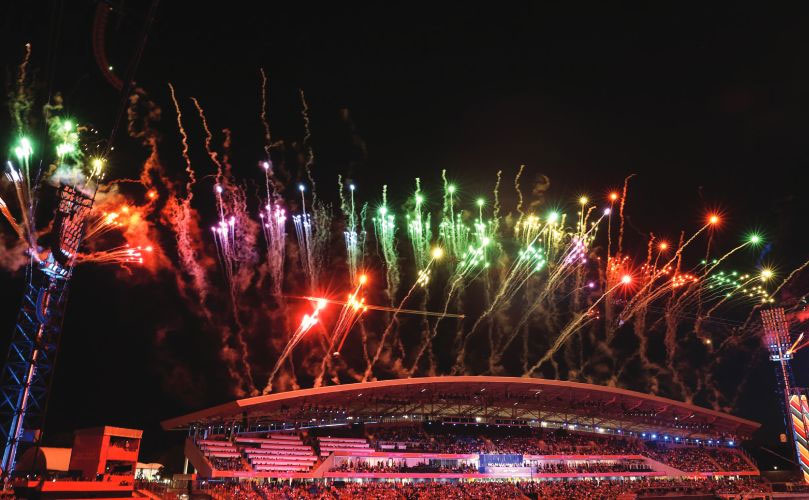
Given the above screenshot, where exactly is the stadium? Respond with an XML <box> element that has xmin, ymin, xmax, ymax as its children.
<box><xmin>6</xmin><ymin>4</ymin><xmax>809</xmax><ymax>500</ymax></box>
<box><xmin>160</xmin><ymin>376</ymin><xmax>781</xmax><ymax>498</ymax></box>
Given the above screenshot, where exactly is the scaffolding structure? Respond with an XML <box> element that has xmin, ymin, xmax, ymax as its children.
<box><xmin>0</xmin><ymin>184</ymin><xmax>93</xmax><ymax>478</ymax></box>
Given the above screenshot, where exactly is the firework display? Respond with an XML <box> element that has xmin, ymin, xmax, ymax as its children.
<box><xmin>2</xmin><ymin>52</ymin><xmax>809</xmax><ymax>420</ymax></box>
<box><xmin>0</xmin><ymin>49</ymin><xmax>131</xmax><ymax>477</ymax></box>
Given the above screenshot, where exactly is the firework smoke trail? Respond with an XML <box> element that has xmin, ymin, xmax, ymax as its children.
<box><xmin>314</xmin><ymin>278</ymin><xmax>369</xmax><ymax>387</ymax></box>
<box><xmin>617</xmin><ymin>175</ymin><xmax>633</xmax><ymax>254</ymax></box>
<box><xmin>259</xmin><ymin>68</ymin><xmax>273</xmax><ymax>159</ymax></box>
<box><xmin>527</xmin><ymin>276</ymin><xmax>631</xmax><ymax>376</ymax></box>
<box><xmin>122</xmin><ymin>85</ymin><xmax>259</xmax><ymax>396</ymax></box>
<box><xmin>264</xmin><ymin>300</ymin><xmax>326</xmax><ymax>393</ymax></box>
<box><xmin>514</xmin><ymin>165</ymin><xmax>525</xmax><ymax>223</ymax></box>
<box><xmin>191</xmin><ymin>98</ymin><xmax>224</xmax><ymax>183</ymax></box>
<box><xmin>168</xmin><ymin>84</ymin><xmax>195</xmax><ymax>200</ymax></box>
<box><xmin>662</xmin><ymin>298</ymin><xmax>690</xmax><ymax>399</ymax></box>
<box><xmin>493</xmin><ymin>170</ymin><xmax>502</xmax><ymax>225</ymax></box>
<box><xmin>126</xmin><ymin>87</ymin><xmax>166</xmax><ymax>191</ymax></box>
<box><xmin>168</xmin><ymin>84</ymin><xmax>255</xmax><ymax>395</ymax></box>
<box><xmin>311</xmin><ymin>201</ymin><xmax>333</xmax><ymax>283</ymax></box>
<box><xmin>299</xmin><ymin>89</ymin><xmax>317</xmax><ymax>202</ymax></box>
<box><xmin>337</xmin><ymin>175</ymin><xmax>347</xmax><ymax>215</ymax></box>
<box><xmin>11</xmin><ymin>44</ymin><xmax>32</xmax><ymax>135</ymax></box>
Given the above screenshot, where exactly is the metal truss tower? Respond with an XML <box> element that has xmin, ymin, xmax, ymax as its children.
<box><xmin>0</xmin><ymin>184</ymin><xmax>93</xmax><ymax>478</ymax></box>
<box><xmin>762</xmin><ymin>308</ymin><xmax>797</xmax><ymax>420</ymax></box>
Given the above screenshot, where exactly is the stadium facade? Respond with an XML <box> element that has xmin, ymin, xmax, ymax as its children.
<box><xmin>162</xmin><ymin>376</ymin><xmax>760</xmax><ymax>481</ymax></box>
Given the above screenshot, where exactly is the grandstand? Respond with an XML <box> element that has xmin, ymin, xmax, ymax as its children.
<box><xmin>163</xmin><ymin>376</ymin><xmax>761</xmax><ymax>486</ymax></box>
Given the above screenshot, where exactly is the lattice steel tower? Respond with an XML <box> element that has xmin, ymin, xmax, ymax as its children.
<box><xmin>0</xmin><ymin>184</ymin><xmax>93</xmax><ymax>478</ymax></box>
<box><xmin>762</xmin><ymin>308</ymin><xmax>797</xmax><ymax>413</ymax></box>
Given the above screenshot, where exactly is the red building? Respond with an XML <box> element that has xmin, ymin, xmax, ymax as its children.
<box><xmin>14</xmin><ymin>426</ymin><xmax>142</xmax><ymax>499</ymax></box>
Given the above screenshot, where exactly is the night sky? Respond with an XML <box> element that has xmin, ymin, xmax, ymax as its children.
<box><xmin>2</xmin><ymin>3</ymin><xmax>809</xmax><ymax>471</ymax></box>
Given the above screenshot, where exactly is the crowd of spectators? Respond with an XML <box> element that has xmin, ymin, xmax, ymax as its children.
<box><xmin>329</xmin><ymin>461</ymin><xmax>478</xmax><ymax>474</ymax></box>
<box><xmin>330</xmin><ymin>458</ymin><xmax>657</xmax><ymax>475</ymax></box>
<box><xmin>370</xmin><ymin>425</ymin><xmax>654</xmax><ymax>457</ymax></box>
<box><xmin>710</xmin><ymin>448</ymin><xmax>756</xmax><ymax>471</ymax></box>
<box><xmin>208</xmin><ymin>477</ymin><xmax>772</xmax><ymax>499</ymax></box>
<box><xmin>208</xmin><ymin>456</ymin><xmax>245</xmax><ymax>471</ymax></box>
<box><xmin>369</xmin><ymin>426</ymin><xmax>430</xmax><ymax>450</ymax></box>
<box><xmin>535</xmin><ymin>460</ymin><xmax>653</xmax><ymax>474</ymax></box>
<box><xmin>371</xmin><ymin>426</ymin><xmax>486</xmax><ymax>454</ymax></box>
<box><xmin>649</xmin><ymin>446</ymin><xmax>757</xmax><ymax>474</ymax></box>
<box><xmin>365</xmin><ymin>425</ymin><xmax>756</xmax><ymax>474</ymax></box>
<box><xmin>642</xmin><ymin>443</ymin><xmax>756</xmax><ymax>473</ymax></box>
<box><xmin>649</xmin><ymin>445</ymin><xmax>717</xmax><ymax>472</ymax></box>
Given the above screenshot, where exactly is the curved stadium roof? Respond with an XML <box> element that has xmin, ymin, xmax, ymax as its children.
<box><xmin>162</xmin><ymin>376</ymin><xmax>759</xmax><ymax>440</ymax></box>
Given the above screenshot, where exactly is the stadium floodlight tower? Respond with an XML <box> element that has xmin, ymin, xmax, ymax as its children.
<box><xmin>762</xmin><ymin>308</ymin><xmax>797</xmax><ymax>407</ymax></box>
<box><xmin>0</xmin><ymin>184</ymin><xmax>93</xmax><ymax>479</ymax></box>
<box><xmin>761</xmin><ymin>307</ymin><xmax>809</xmax><ymax>482</ymax></box>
